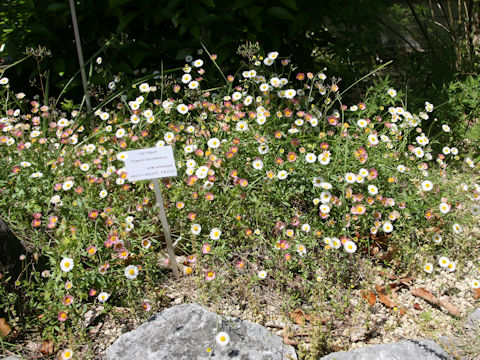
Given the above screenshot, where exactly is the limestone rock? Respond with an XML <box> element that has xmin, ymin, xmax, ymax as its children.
<box><xmin>466</xmin><ymin>308</ymin><xmax>480</xmax><ymax>327</ymax></box>
<box><xmin>319</xmin><ymin>339</ymin><xmax>452</xmax><ymax>360</ymax></box>
<box><xmin>106</xmin><ymin>303</ymin><xmax>297</xmax><ymax>360</ymax></box>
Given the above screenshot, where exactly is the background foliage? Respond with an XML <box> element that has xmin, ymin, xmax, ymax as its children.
<box><xmin>1</xmin><ymin>0</ymin><xmax>478</xmax><ymax>106</ymax></box>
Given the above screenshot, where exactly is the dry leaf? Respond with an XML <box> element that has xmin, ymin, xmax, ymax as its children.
<box><xmin>283</xmin><ymin>326</ymin><xmax>298</xmax><ymax>346</ymax></box>
<box><xmin>413</xmin><ymin>303</ymin><xmax>423</xmax><ymax>310</ymax></box>
<box><xmin>473</xmin><ymin>288</ymin><xmax>480</xmax><ymax>299</ymax></box>
<box><xmin>40</xmin><ymin>339</ymin><xmax>54</xmax><ymax>355</ymax></box>
<box><xmin>289</xmin><ymin>309</ymin><xmax>306</xmax><ymax>325</ymax></box>
<box><xmin>411</xmin><ymin>287</ymin><xmax>460</xmax><ymax>317</ymax></box>
<box><xmin>362</xmin><ymin>290</ymin><xmax>376</xmax><ymax>306</ymax></box>
<box><xmin>375</xmin><ymin>284</ymin><xmax>396</xmax><ymax>308</ymax></box>
<box><xmin>398</xmin><ymin>277</ymin><xmax>414</xmax><ymax>285</ymax></box>
<box><xmin>412</xmin><ymin>287</ymin><xmax>436</xmax><ymax>302</ymax></box>
<box><xmin>0</xmin><ymin>318</ymin><xmax>11</xmax><ymax>337</ymax></box>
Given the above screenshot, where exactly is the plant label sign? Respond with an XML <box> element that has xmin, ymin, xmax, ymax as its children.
<box><xmin>121</xmin><ymin>145</ymin><xmax>180</xmax><ymax>279</ymax></box>
<box><xmin>123</xmin><ymin>146</ymin><xmax>177</xmax><ymax>182</ymax></box>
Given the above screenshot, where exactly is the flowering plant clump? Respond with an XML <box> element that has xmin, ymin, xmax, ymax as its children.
<box><xmin>0</xmin><ymin>46</ymin><xmax>479</xmax><ymax>353</ymax></box>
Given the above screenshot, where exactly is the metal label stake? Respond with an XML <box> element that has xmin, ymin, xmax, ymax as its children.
<box><xmin>152</xmin><ymin>178</ymin><xmax>179</xmax><ymax>279</ymax></box>
<box><xmin>122</xmin><ymin>146</ymin><xmax>180</xmax><ymax>279</ymax></box>
<box><xmin>68</xmin><ymin>0</ymin><xmax>92</xmax><ymax>113</ymax></box>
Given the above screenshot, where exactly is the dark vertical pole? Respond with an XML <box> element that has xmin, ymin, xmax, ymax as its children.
<box><xmin>69</xmin><ymin>0</ymin><xmax>92</xmax><ymax>113</ymax></box>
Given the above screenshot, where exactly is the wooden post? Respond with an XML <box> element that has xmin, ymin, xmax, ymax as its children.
<box><xmin>152</xmin><ymin>178</ymin><xmax>180</xmax><ymax>279</ymax></box>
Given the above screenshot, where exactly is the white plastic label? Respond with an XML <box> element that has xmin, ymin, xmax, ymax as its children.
<box><xmin>123</xmin><ymin>146</ymin><xmax>177</xmax><ymax>181</ymax></box>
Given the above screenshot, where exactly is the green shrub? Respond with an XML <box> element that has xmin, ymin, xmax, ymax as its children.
<box><xmin>0</xmin><ymin>45</ymin><xmax>479</xmax><ymax>357</ymax></box>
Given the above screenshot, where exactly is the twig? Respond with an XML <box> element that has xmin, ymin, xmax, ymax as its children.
<box><xmin>411</xmin><ymin>287</ymin><xmax>461</xmax><ymax>316</ymax></box>
<box><xmin>265</xmin><ymin>323</ymin><xmax>284</xmax><ymax>329</ymax></box>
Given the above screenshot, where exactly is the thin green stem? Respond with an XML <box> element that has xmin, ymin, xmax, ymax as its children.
<box><xmin>340</xmin><ymin>60</ymin><xmax>393</xmax><ymax>97</ymax></box>
<box><xmin>201</xmin><ymin>42</ymin><xmax>229</xmax><ymax>85</ymax></box>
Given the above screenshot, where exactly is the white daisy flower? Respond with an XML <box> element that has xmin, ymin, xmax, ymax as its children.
<box><xmin>439</xmin><ymin>202</ymin><xmax>451</xmax><ymax>214</ymax></box>
<box><xmin>343</xmin><ymin>240</ymin><xmax>357</xmax><ymax>254</ymax></box>
<box><xmin>191</xmin><ymin>224</ymin><xmax>201</xmax><ymax>235</ymax></box>
<box><xmin>345</xmin><ymin>172</ymin><xmax>356</xmax><ymax>184</ymax></box>
<box><xmin>177</xmin><ymin>104</ymin><xmax>189</xmax><ymax>114</ymax></box>
<box><xmin>438</xmin><ymin>256</ymin><xmax>450</xmax><ymax>268</ymax></box>
<box><xmin>188</xmin><ymin>81</ymin><xmax>199</xmax><ymax>90</ymax></box>
<box><xmin>216</xmin><ymin>331</ymin><xmax>230</xmax><ymax>346</ymax></box>
<box><xmin>97</xmin><ymin>292</ymin><xmax>110</xmax><ymax>302</ymax></box>
<box><xmin>124</xmin><ymin>265</ymin><xmax>139</xmax><ymax>279</ymax></box>
<box><xmin>368</xmin><ymin>185</ymin><xmax>378</xmax><ymax>195</ymax></box>
<box><xmin>423</xmin><ymin>263</ymin><xmax>434</xmax><ymax>274</ymax></box>
<box><xmin>452</xmin><ymin>223</ymin><xmax>462</xmax><ymax>234</ymax></box>
<box><xmin>115</xmin><ymin>128</ymin><xmax>126</xmax><ymax>138</ymax></box>
<box><xmin>277</xmin><ymin>170</ymin><xmax>288</xmax><ymax>180</ymax></box>
<box><xmin>207</xmin><ymin>137</ymin><xmax>221</xmax><ymax>149</ymax></box>
<box><xmin>62</xmin><ymin>180</ymin><xmax>74</xmax><ymax>191</ymax></box>
<box><xmin>447</xmin><ymin>261</ymin><xmax>456</xmax><ymax>272</ymax></box>
<box><xmin>258</xmin><ymin>270</ymin><xmax>268</xmax><ymax>280</ymax></box>
<box><xmin>387</xmin><ymin>88</ymin><xmax>397</xmax><ymax>97</ymax></box>
<box><xmin>305</xmin><ymin>153</ymin><xmax>317</xmax><ymax>163</ymax></box>
<box><xmin>209</xmin><ymin>228</ymin><xmax>222</xmax><ymax>240</ymax></box>
<box><xmin>236</xmin><ymin>121</ymin><xmax>248</xmax><ymax>131</ymax></box>
<box><xmin>368</xmin><ymin>134</ymin><xmax>379</xmax><ymax>145</ymax></box>
<box><xmin>139</xmin><ymin>83</ymin><xmax>150</xmax><ymax>92</ymax></box>
<box><xmin>252</xmin><ymin>159</ymin><xmax>263</xmax><ymax>170</ymax></box>
<box><xmin>60</xmin><ymin>257</ymin><xmax>74</xmax><ymax>272</ymax></box>
<box><xmin>319</xmin><ymin>204</ymin><xmax>331</xmax><ymax>213</ymax></box>
<box><xmin>421</xmin><ymin>180</ymin><xmax>433</xmax><ymax>192</ymax></box>
<box><xmin>383</xmin><ymin>222</ymin><xmax>393</xmax><ymax>233</ymax></box>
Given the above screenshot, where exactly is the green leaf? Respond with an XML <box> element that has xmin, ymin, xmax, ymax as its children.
<box><xmin>53</xmin><ymin>58</ymin><xmax>65</xmax><ymax>76</ymax></box>
<box><xmin>279</xmin><ymin>0</ymin><xmax>297</xmax><ymax>10</ymax></box>
<box><xmin>200</xmin><ymin>0</ymin><xmax>216</xmax><ymax>7</ymax></box>
<box><xmin>109</xmin><ymin>0</ymin><xmax>133</xmax><ymax>6</ymax></box>
<box><xmin>250</xmin><ymin>15</ymin><xmax>262</xmax><ymax>31</ymax></box>
<box><xmin>29</xmin><ymin>23</ymin><xmax>52</xmax><ymax>38</ymax></box>
<box><xmin>189</xmin><ymin>25</ymin><xmax>201</xmax><ymax>39</ymax></box>
<box><xmin>116</xmin><ymin>11</ymin><xmax>141</xmax><ymax>32</ymax></box>
<box><xmin>115</xmin><ymin>62</ymin><xmax>133</xmax><ymax>73</ymax></box>
<box><xmin>248</xmin><ymin>5</ymin><xmax>263</xmax><ymax>18</ymax></box>
<box><xmin>131</xmin><ymin>51</ymin><xmax>148</xmax><ymax>68</ymax></box>
<box><xmin>46</xmin><ymin>3</ymin><xmax>67</xmax><ymax>12</ymax></box>
<box><xmin>232</xmin><ymin>0</ymin><xmax>254</xmax><ymax>10</ymax></box>
<box><xmin>267</xmin><ymin>6</ymin><xmax>294</xmax><ymax>20</ymax></box>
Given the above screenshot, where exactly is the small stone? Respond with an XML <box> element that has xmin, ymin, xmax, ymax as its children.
<box><xmin>173</xmin><ymin>296</ymin><xmax>183</xmax><ymax>305</ymax></box>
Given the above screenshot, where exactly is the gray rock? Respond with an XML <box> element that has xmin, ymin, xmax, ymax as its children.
<box><xmin>106</xmin><ymin>303</ymin><xmax>297</xmax><ymax>360</ymax></box>
<box><xmin>437</xmin><ymin>336</ymin><xmax>462</xmax><ymax>359</ymax></box>
<box><xmin>319</xmin><ymin>339</ymin><xmax>452</xmax><ymax>360</ymax></box>
<box><xmin>1</xmin><ymin>356</ymin><xmax>22</xmax><ymax>360</ymax></box>
<box><xmin>466</xmin><ymin>308</ymin><xmax>480</xmax><ymax>327</ymax></box>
